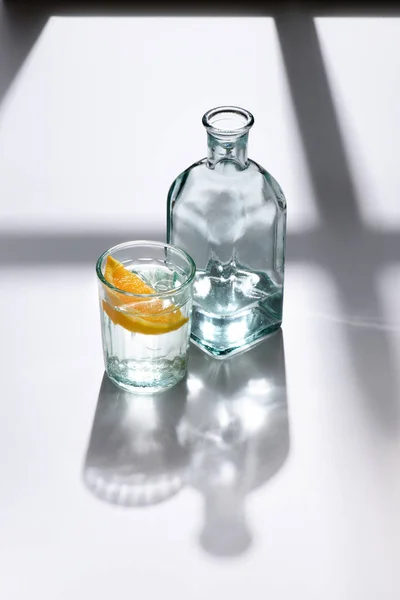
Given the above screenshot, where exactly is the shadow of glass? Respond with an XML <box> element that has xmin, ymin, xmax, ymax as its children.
<box><xmin>83</xmin><ymin>330</ymin><xmax>290</xmax><ymax>558</ymax></box>
<box><xmin>83</xmin><ymin>374</ymin><xmax>190</xmax><ymax>507</ymax></box>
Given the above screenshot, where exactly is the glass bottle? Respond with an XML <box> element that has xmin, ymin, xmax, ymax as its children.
<box><xmin>167</xmin><ymin>106</ymin><xmax>287</xmax><ymax>358</ymax></box>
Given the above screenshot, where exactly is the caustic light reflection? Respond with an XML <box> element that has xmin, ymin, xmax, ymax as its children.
<box><xmin>246</xmin><ymin>378</ymin><xmax>273</xmax><ymax>396</ymax></box>
<box><xmin>240</xmin><ymin>396</ymin><xmax>270</xmax><ymax>434</ymax></box>
<box><xmin>187</xmin><ymin>376</ymin><xmax>204</xmax><ymax>396</ymax></box>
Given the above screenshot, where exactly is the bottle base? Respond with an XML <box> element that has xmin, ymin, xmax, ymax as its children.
<box><xmin>190</xmin><ymin>322</ymin><xmax>282</xmax><ymax>360</ymax></box>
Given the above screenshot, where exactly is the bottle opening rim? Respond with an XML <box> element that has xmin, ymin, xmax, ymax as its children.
<box><xmin>202</xmin><ymin>106</ymin><xmax>254</xmax><ymax>136</ymax></box>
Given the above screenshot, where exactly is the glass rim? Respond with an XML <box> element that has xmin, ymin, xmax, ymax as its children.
<box><xmin>96</xmin><ymin>240</ymin><xmax>196</xmax><ymax>299</ymax></box>
<box><xmin>202</xmin><ymin>105</ymin><xmax>254</xmax><ymax>136</ymax></box>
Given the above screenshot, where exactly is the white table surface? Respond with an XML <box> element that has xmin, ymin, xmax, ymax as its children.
<box><xmin>1</xmin><ymin>13</ymin><xmax>400</xmax><ymax>600</ymax></box>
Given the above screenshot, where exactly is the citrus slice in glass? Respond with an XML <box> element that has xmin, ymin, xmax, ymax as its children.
<box><xmin>102</xmin><ymin>256</ymin><xmax>188</xmax><ymax>335</ymax></box>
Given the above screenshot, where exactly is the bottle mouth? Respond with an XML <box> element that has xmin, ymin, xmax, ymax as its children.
<box><xmin>202</xmin><ymin>106</ymin><xmax>254</xmax><ymax>137</ymax></box>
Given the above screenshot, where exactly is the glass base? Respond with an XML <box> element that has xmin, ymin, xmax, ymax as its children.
<box><xmin>105</xmin><ymin>356</ymin><xmax>187</xmax><ymax>394</ymax></box>
<box><xmin>190</xmin><ymin>322</ymin><xmax>282</xmax><ymax>359</ymax></box>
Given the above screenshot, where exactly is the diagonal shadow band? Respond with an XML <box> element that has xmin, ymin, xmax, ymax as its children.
<box><xmin>275</xmin><ymin>11</ymin><xmax>360</xmax><ymax>226</ymax></box>
<box><xmin>276</xmin><ymin>11</ymin><xmax>400</xmax><ymax>435</ymax></box>
<box><xmin>1</xmin><ymin>228</ymin><xmax>400</xmax><ymax>266</ymax></box>
<box><xmin>0</xmin><ymin>229</ymin><xmax>164</xmax><ymax>265</ymax></box>
<box><xmin>0</xmin><ymin>3</ymin><xmax>48</xmax><ymax>108</ymax></box>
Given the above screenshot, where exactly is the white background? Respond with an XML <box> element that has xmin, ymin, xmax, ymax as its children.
<box><xmin>0</xmin><ymin>14</ymin><xmax>399</xmax><ymax>600</ymax></box>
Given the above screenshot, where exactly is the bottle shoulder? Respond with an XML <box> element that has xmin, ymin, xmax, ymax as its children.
<box><xmin>168</xmin><ymin>158</ymin><xmax>286</xmax><ymax>213</ymax></box>
<box><xmin>249</xmin><ymin>159</ymin><xmax>287</xmax><ymax>211</ymax></box>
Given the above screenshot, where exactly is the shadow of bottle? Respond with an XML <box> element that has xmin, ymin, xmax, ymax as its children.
<box><xmin>178</xmin><ymin>330</ymin><xmax>290</xmax><ymax>557</ymax></box>
<box><xmin>83</xmin><ymin>374</ymin><xmax>190</xmax><ymax>507</ymax></box>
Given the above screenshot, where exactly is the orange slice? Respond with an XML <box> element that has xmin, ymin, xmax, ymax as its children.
<box><xmin>105</xmin><ymin>256</ymin><xmax>154</xmax><ymax>296</ymax></box>
<box><xmin>102</xmin><ymin>255</ymin><xmax>188</xmax><ymax>335</ymax></box>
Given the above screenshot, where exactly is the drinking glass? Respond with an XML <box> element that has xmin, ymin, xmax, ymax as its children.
<box><xmin>96</xmin><ymin>240</ymin><xmax>195</xmax><ymax>393</ymax></box>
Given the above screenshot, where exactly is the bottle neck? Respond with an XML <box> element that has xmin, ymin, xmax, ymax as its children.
<box><xmin>207</xmin><ymin>133</ymin><xmax>249</xmax><ymax>171</ymax></box>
